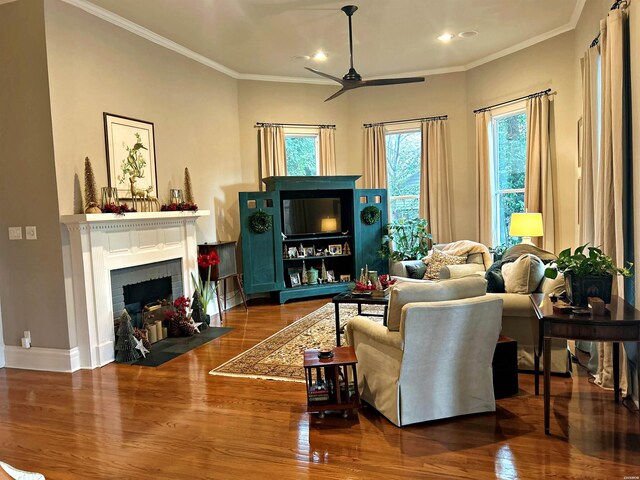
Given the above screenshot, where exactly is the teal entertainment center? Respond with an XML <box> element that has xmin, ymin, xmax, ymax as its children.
<box><xmin>239</xmin><ymin>176</ymin><xmax>388</xmax><ymax>303</ymax></box>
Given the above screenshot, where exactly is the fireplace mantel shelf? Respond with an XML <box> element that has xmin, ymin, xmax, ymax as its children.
<box><xmin>61</xmin><ymin>210</ymin><xmax>210</xmax><ymax>224</ymax></box>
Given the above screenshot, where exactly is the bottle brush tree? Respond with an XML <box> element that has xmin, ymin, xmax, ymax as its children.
<box><xmin>84</xmin><ymin>157</ymin><xmax>101</xmax><ymax>213</ymax></box>
<box><xmin>184</xmin><ymin>167</ymin><xmax>194</xmax><ymax>204</ymax></box>
<box><xmin>115</xmin><ymin>310</ymin><xmax>142</xmax><ymax>363</ymax></box>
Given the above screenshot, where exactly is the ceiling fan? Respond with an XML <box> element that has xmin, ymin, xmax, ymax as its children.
<box><xmin>306</xmin><ymin>5</ymin><xmax>425</xmax><ymax>102</ymax></box>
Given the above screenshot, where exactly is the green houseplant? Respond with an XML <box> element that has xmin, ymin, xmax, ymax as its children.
<box><xmin>544</xmin><ymin>244</ymin><xmax>632</xmax><ymax>306</ymax></box>
<box><xmin>379</xmin><ymin>218</ymin><xmax>432</xmax><ymax>261</ymax></box>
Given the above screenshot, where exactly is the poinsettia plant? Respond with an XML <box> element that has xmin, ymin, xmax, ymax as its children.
<box><xmin>191</xmin><ymin>251</ymin><xmax>220</xmax><ymax>312</ymax></box>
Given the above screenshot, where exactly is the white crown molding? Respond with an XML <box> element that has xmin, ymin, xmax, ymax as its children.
<box><xmin>59</xmin><ymin>0</ymin><xmax>240</xmax><ymax>79</ymax></box>
<box><xmin>60</xmin><ymin>0</ymin><xmax>587</xmax><ymax>84</ymax></box>
<box><xmin>4</xmin><ymin>346</ymin><xmax>81</xmax><ymax>372</ymax></box>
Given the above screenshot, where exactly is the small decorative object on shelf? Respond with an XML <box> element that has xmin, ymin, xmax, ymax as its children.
<box><xmin>84</xmin><ymin>157</ymin><xmax>102</xmax><ymax>213</ymax></box>
<box><xmin>304</xmin><ymin>246</ymin><xmax>315</xmax><ymax>257</ymax></box>
<box><xmin>360</xmin><ymin>205</ymin><xmax>382</xmax><ymax>225</ymax></box>
<box><xmin>353</xmin><ymin>273</ymin><xmax>396</xmax><ymax>298</ymax></box>
<box><xmin>290</xmin><ymin>272</ymin><xmax>301</xmax><ymax>287</ymax></box>
<box><xmin>287</xmin><ymin>247</ymin><xmax>298</xmax><ymax>258</ymax></box>
<box><xmin>160</xmin><ymin>202</ymin><xmax>198</xmax><ymax>212</ymax></box>
<box><xmin>302</xmin><ymin>261</ymin><xmax>308</xmax><ymax>284</ymax></box>
<box><xmin>339</xmin><ymin>274</ymin><xmax>351</xmax><ymax>282</ymax></box>
<box><xmin>184</xmin><ymin>167</ymin><xmax>194</xmax><ymax>204</ymax></box>
<box><xmin>101</xmin><ymin>203</ymin><xmax>136</xmax><ymax>215</ymax></box>
<box><xmin>101</xmin><ymin>187</ymin><xmax>118</xmax><ymax>209</ymax></box>
<box><xmin>170</xmin><ymin>188</ymin><xmax>184</xmax><ymax>205</ymax></box>
<box><xmin>248</xmin><ymin>210</ymin><xmax>272</xmax><ymax>234</ymax></box>
<box><xmin>343</xmin><ymin>242</ymin><xmax>351</xmax><ymax>255</ymax></box>
<box><xmin>321</xmin><ymin>259</ymin><xmax>327</xmax><ymax>282</ymax></box>
<box><xmin>307</xmin><ymin>266</ymin><xmax>319</xmax><ymax>285</ymax></box>
<box><xmin>114</xmin><ymin>310</ymin><xmax>142</xmax><ymax>363</ymax></box>
<box><xmin>328</xmin><ymin>244</ymin><xmax>342</xmax><ymax>255</ymax></box>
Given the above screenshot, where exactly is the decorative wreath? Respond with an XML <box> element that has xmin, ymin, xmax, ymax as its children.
<box><xmin>249</xmin><ymin>210</ymin><xmax>273</xmax><ymax>234</ymax></box>
<box><xmin>361</xmin><ymin>206</ymin><xmax>382</xmax><ymax>225</ymax></box>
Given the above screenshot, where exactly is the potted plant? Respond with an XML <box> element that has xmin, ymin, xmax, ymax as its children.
<box><xmin>379</xmin><ymin>218</ymin><xmax>432</xmax><ymax>261</ymax></box>
<box><xmin>544</xmin><ymin>244</ymin><xmax>632</xmax><ymax>306</ymax></box>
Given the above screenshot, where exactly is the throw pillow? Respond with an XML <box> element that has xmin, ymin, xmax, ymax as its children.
<box><xmin>485</xmin><ymin>269</ymin><xmax>505</xmax><ymax>293</ymax></box>
<box><xmin>501</xmin><ymin>254</ymin><xmax>545</xmax><ymax>294</ymax></box>
<box><xmin>423</xmin><ymin>249</ymin><xmax>467</xmax><ymax>280</ymax></box>
<box><xmin>386</xmin><ymin>276</ymin><xmax>487</xmax><ymax>331</ymax></box>
<box><xmin>405</xmin><ymin>262</ymin><xmax>427</xmax><ymax>279</ymax></box>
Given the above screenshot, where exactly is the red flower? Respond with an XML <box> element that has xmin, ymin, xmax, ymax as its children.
<box><xmin>198</xmin><ymin>251</ymin><xmax>220</xmax><ymax>268</ymax></box>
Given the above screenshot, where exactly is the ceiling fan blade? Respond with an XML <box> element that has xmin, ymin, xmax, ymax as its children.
<box><xmin>324</xmin><ymin>87</ymin><xmax>350</xmax><ymax>102</ymax></box>
<box><xmin>305</xmin><ymin>67</ymin><xmax>344</xmax><ymax>84</ymax></box>
<box><xmin>362</xmin><ymin>77</ymin><xmax>426</xmax><ymax>87</ymax></box>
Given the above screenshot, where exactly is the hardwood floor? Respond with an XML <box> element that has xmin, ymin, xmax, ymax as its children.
<box><xmin>1</xmin><ymin>298</ymin><xmax>639</xmax><ymax>479</ymax></box>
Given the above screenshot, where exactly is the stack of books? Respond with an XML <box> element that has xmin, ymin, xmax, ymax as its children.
<box><xmin>309</xmin><ymin>381</ymin><xmax>331</xmax><ymax>402</ymax></box>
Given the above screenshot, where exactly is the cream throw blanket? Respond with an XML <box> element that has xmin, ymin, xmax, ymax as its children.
<box><xmin>422</xmin><ymin>240</ymin><xmax>492</xmax><ymax>269</ymax></box>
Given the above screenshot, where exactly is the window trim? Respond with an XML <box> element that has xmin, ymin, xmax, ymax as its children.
<box><xmin>384</xmin><ymin>126</ymin><xmax>422</xmax><ymax>221</ymax></box>
<box><xmin>490</xmin><ymin>103</ymin><xmax>527</xmax><ymax>246</ymax></box>
<box><xmin>283</xmin><ymin>127</ymin><xmax>320</xmax><ymax>176</ymax></box>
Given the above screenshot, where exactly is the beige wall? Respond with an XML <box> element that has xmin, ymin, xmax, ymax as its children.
<box><xmin>466</xmin><ymin>32</ymin><xmax>577</xmax><ymax>252</ymax></box>
<box><xmin>0</xmin><ymin>0</ymin><xmax>69</xmax><ymax>349</ymax></box>
<box><xmin>45</xmin><ymin>0</ymin><xmax>242</xmax><ymax>242</ymax></box>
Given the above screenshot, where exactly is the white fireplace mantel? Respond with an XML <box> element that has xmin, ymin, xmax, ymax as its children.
<box><xmin>61</xmin><ymin>211</ymin><xmax>209</xmax><ymax>370</ymax></box>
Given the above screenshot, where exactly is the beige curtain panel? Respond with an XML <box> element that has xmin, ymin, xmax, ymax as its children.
<box><xmin>475</xmin><ymin>111</ymin><xmax>493</xmax><ymax>247</ymax></box>
<box><xmin>525</xmin><ymin>95</ymin><xmax>556</xmax><ymax>252</ymax></box>
<box><xmin>258</xmin><ymin>125</ymin><xmax>286</xmax><ymax>190</ymax></box>
<box><xmin>363</xmin><ymin>125</ymin><xmax>387</xmax><ymax>189</ymax></box>
<box><xmin>318</xmin><ymin>127</ymin><xmax>336</xmax><ymax>176</ymax></box>
<box><xmin>420</xmin><ymin>119</ymin><xmax>453</xmax><ymax>243</ymax></box>
<box><xmin>592</xmin><ymin>9</ymin><xmax>629</xmax><ymax>394</ymax></box>
<box><xmin>579</xmin><ymin>47</ymin><xmax>600</xmax><ymax>245</ymax></box>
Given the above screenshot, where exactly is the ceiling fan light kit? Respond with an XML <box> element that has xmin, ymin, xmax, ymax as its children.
<box><xmin>306</xmin><ymin>5</ymin><xmax>426</xmax><ymax>101</ymax></box>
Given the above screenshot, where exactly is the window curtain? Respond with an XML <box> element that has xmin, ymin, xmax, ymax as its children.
<box><xmin>524</xmin><ymin>95</ymin><xmax>556</xmax><ymax>252</ymax></box>
<box><xmin>363</xmin><ymin>125</ymin><xmax>387</xmax><ymax>189</ymax></box>
<box><xmin>258</xmin><ymin>125</ymin><xmax>286</xmax><ymax>190</ymax></box>
<box><xmin>318</xmin><ymin>126</ymin><xmax>336</xmax><ymax>176</ymax></box>
<box><xmin>579</xmin><ymin>47</ymin><xmax>600</xmax><ymax>246</ymax></box>
<box><xmin>592</xmin><ymin>8</ymin><xmax>631</xmax><ymax>396</ymax></box>
<box><xmin>419</xmin><ymin>119</ymin><xmax>453</xmax><ymax>243</ymax></box>
<box><xmin>475</xmin><ymin>111</ymin><xmax>493</xmax><ymax>247</ymax></box>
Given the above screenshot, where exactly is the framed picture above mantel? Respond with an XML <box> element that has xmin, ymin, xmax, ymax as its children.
<box><xmin>104</xmin><ymin>113</ymin><xmax>158</xmax><ymax>201</ymax></box>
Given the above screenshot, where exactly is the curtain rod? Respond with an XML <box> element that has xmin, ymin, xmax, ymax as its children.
<box><xmin>254</xmin><ymin>122</ymin><xmax>335</xmax><ymax>128</ymax></box>
<box><xmin>363</xmin><ymin>115</ymin><xmax>448</xmax><ymax>128</ymax></box>
<box><xmin>590</xmin><ymin>0</ymin><xmax>627</xmax><ymax>47</ymax></box>
<box><xmin>473</xmin><ymin>89</ymin><xmax>552</xmax><ymax>114</ymax></box>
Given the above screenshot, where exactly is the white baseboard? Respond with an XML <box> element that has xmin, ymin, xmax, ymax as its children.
<box><xmin>4</xmin><ymin>346</ymin><xmax>81</xmax><ymax>372</ymax></box>
<box><xmin>0</xmin><ymin>344</ymin><xmax>4</xmax><ymax>368</ymax></box>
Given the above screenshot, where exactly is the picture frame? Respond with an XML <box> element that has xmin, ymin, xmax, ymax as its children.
<box><xmin>304</xmin><ymin>246</ymin><xmax>315</xmax><ymax>257</ymax></box>
<box><xmin>104</xmin><ymin>113</ymin><xmax>158</xmax><ymax>200</ymax></box>
<box><xmin>326</xmin><ymin>270</ymin><xmax>335</xmax><ymax>283</ymax></box>
<box><xmin>287</xmin><ymin>247</ymin><xmax>298</xmax><ymax>258</ymax></box>
<box><xmin>328</xmin><ymin>244</ymin><xmax>342</xmax><ymax>255</ymax></box>
<box><xmin>339</xmin><ymin>274</ymin><xmax>351</xmax><ymax>282</ymax></box>
<box><xmin>290</xmin><ymin>273</ymin><xmax>301</xmax><ymax>288</ymax></box>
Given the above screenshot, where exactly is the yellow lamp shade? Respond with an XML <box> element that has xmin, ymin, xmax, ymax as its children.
<box><xmin>321</xmin><ymin>217</ymin><xmax>337</xmax><ymax>232</ymax></box>
<box><xmin>509</xmin><ymin>213</ymin><xmax>543</xmax><ymax>237</ymax></box>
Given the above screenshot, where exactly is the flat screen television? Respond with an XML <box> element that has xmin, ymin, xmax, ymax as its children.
<box><xmin>282</xmin><ymin>197</ymin><xmax>342</xmax><ymax>236</ymax></box>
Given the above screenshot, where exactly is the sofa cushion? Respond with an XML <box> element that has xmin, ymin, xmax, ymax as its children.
<box><xmin>405</xmin><ymin>262</ymin><xmax>427</xmax><ymax>279</ymax></box>
<box><xmin>387</xmin><ymin>276</ymin><xmax>487</xmax><ymax>331</ymax></box>
<box><xmin>489</xmin><ymin>293</ymin><xmax>534</xmax><ymax>317</ymax></box>
<box><xmin>486</xmin><ymin>269</ymin><xmax>506</xmax><ymax>293</ymax></box>
<box><xmin>423</xmin><ymin>249</ymin><xmax>467</xmax><ymax>280</ymax></box>
<box><xmin>541</xmin><ymin>272</ymin><xmax>566</xmax><ymax>296</ymax></box>
<box><xmin>501</xmin><ymin>254</ymin><xmax>545</xmax><ymax>294</ymax></box>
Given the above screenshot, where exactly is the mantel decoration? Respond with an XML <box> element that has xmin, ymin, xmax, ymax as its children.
<box><xmin>104</xmin><ymin>113</ymin><xmax>158</xmax><ymax>206</ymax></box>
<box><xmin>360</xmin><ymin>205</ymin><xmax>381</xmax><ymax>225</ymax></box>
<box><xmin>184</xmin><ymin>168</ymin><xmax>194</xmax><ymax>204</ymax></box>
<box><xmin>544</xmin><ymin>244</ymin><xmax>632</xmax><ymax>306</ymax></box>
<box><xmin>83</xmin><ymin>157</ymin><xmax>102</xmax><ymax>213</ymax></box>
<box><xmin>249</xmin><ymin>210</ymin><xmax>273</xmax><ymax>234</ymax></box>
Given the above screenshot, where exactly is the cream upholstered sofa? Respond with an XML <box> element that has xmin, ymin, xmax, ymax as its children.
<box><xmin>390</xmin><ymin>246</ymin><xmax>570</xmax><ymax>375</ymax></box>
<box><xmin>346</xmin><ymin>277</ymin><xmax>503</xmax><ymax>427</ymax></box>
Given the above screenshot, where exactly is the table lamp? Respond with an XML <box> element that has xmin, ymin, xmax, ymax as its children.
<box><xmin>509</xmin><ymin>212</ymin><xmax>543</xmax><ymax>245</ymax></box>
<box><xmin>321</xmin><ymin>217</ymin><xmax>337</xmax><ymax>232</ymax></box>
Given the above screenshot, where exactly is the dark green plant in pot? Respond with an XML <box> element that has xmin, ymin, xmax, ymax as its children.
<box><xmin>544</xmin><ymin>244</ymin><xmax>632</xmax><ymax>306</ymax></box>
<box><xmin>379</xmin><ymin>218</ymin><xmax>432</xmax><ymax>261</ymax></box>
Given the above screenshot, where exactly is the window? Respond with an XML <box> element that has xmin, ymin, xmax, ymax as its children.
<box><xmin>491</xmin><ymin>108</ymin><xmax>527</xmax><ymax>246</ymax></box>
<box><xmin>285</xmin><ymin>129</ymin><xmax>319</xmax><ymax>176</ymax></box>
<box><xmin>385</xmin><ymin>129</ymin><xmax>421</xmax><ymax>221</ymax></box>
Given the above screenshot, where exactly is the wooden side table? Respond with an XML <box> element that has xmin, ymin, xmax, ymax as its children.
<box><xmin>199</xmin><ymin>241</ymin><xmax>248</xmax><ymax>314</ymax></box>
<box><xmin>530</xmin><ymin>293</ymin><xmax>640</xmax><ymax>435</ymax></box>
<box><xmin>304</xmin><ymin>346</ymin><xmax>359</xmax><ymax>418</ymax></box>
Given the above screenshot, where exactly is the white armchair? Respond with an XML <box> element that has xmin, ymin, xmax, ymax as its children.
<box><xmin>346</xmin><ymin>278</ymin><xmax>503</xmax><ymax>427</ymax></box>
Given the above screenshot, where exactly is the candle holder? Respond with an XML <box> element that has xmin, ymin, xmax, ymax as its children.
<box><xmin>101</xmin><ymin>187</ymin><xmax>119</xmax><ymax>207</ymax></box>
<box><xmin>170</xmin><ymin>189</ymin><xmax>184</xmax><ymax>205</ymax></box>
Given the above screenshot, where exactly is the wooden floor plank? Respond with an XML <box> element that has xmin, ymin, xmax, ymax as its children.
<box><xmin>0</xmin><ymin>297</ymin><xmax>638</xmax><ymax>479</ymax></box>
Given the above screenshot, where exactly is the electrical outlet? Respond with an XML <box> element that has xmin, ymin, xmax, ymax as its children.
<box><xmin>8</xmin><ymin>227</ymin><xmax>22</xmax><ymax>240</ymax></box>
<box><xmin>25</xmin><ymin>226</ymin><xmax>37</xmax><ymax>240</ymax></box>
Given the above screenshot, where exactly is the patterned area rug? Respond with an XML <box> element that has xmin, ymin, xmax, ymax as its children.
<box><xmin>209</xmin><ymin>303</ymin><xmax>384</xmax><ymax>382</ymax></box>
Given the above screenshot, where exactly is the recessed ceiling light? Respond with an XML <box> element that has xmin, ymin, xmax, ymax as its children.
<box><xmin>437</xmin><ymin>33</ymin><xmax>454</xmax><ymax>43</ymax></box>
<box><xmin>312</xmin><ymin>51</ymin><xmax>328</xmax><ymax>61</ymax></box>
<box><xmin>458</xmin><ymin>31</ymin><xmax>478</xmax><ymax>38</ymax></box>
